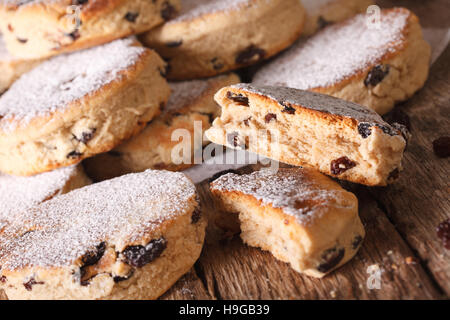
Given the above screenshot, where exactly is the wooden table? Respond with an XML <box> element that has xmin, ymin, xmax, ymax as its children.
<box><xmin>161</xmin><ymin>1</ymin><xmax>450</xmax><ymax>300</ymax></box>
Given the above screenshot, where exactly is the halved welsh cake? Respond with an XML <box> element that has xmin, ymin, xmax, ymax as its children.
<box><xmin>206</xmin><ymin>84</ymin><xmax>409</xmax><ymax>186</ymax></box>
<box><xmin>210</xmin><ymin>167</ymin><xmax>365</xmax><ymax>278</ymax></box>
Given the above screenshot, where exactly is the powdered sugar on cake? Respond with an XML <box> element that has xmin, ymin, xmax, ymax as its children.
<box><xmin>211</xmin><ymin>168</ymin><xmax>350</xmax><ymax>224</ymax></box>
<box><xmin>232</xmin><ymin>84</ymin><xmax>390</xmax><ymax>125</ymax></box>
<box><xmin>0</xmin><ymin>166</ymin><xmax>79</xmax><ymax>223</ymax></box>
<box><xmin>253</xmin><ymin>9</ymin><xmax>410</xmax><ymax>89</ymax></box>
<box><xmin>0</xmin><ymin>170</ymin><xmax>196</xmax><ymax>270</ymax></box>
<box><xmin>0</xmin><ymin>38</ymin><xmax>145</xmax><ymax>132</ymax></box>
<box><xmin>170</xmin><ymin>0</ymin><xmax>258</xmax><ymax>23</ymax></box>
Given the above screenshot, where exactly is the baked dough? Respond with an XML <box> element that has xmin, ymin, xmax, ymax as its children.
<box><xmin>84</xmin><ymin>73</ymin><xmax>240</xmax><ymax>181</ymax></box>
<box><xmin>0</xmin><ymin>170</ymin><xmax>206</xmax><ymax>300</ymax></box>
<box><xmin>210</xmin><ymin>167</ymin><xmax>365</xmax><ymax>278</ymax></box>
<box><xmin>0</xmin><ymin>0</ymin><xmax>181</xmax><ymax>59</ymax></box>
<box><xmin>0</xmin><ymin>38</ymin><xmax>170</xmax><ymax>176</ymax></box>
<box><xmin>140</xmin><ymin>0</ymin><xmax>305</xmax><ymax>80</ymax></box>
<box><xmin>205</xmin><ymin>84</ymin><xmax>408</xmax><ymax>186</ymax></box>
<box><xmin>253</xmin><ymin>8</ymin><xmax>431</xmax><ymax>115</ymax></box>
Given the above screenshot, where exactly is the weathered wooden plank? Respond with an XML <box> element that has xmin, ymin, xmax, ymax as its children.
<box><xmin>369</xmin><ymin>45</ymin><xmax>450</xmax><ymax>295</ymax></box>
<box><xmin>160</xmin><ymin>269</ymin><xmax>214</xmax><ymax>300</ymax></box>
<box><xmin>193</xmin><ymin>168</ymin><xmax>442</xmax><ymax>300</ymax></box>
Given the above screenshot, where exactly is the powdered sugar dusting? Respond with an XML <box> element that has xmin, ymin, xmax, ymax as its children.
<box><xmin>232</xmin><ymin>83</ymin><xmax>388</xmax><ymax>125</ymax></box>
<box><xmin>253</xmin><ymin>8</ymin><xmax>410</xmax><ymax>89</ymax></box>
<box><xmin>170</xmin><ymin>0</ymin><xmax>255</xmax><ymax>23</ymax></box>
<box><xmin>0</xmin><ymin>170</ymin><xmax>196</xmax><ymax>270</ymax></box>
<box><xmin>0</xmin><ymin>165</ymin><xmax>79</xmax><ymax>226</ymax></box>
<box><xmin>211</xmin><ymin>168</ymin><xmax>351</xmax><ymax>224</ymax></box>
<box><xmin>0</xmin><ymin>38</ymin><xmax>146</xmax><ymax>132</ymax></box>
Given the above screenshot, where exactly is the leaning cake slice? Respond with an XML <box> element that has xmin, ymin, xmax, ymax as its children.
<box><xmin>210</xmin><ymin>167</ymin><xmax>365</xmax><ymax>278</ymax></box>
<box><xmin>0</xmin><ymin>170</ymin><xmax>206</xmax><ymax>300</ymax></box>
<box><xmin>205</xmin><ymin>84</ymin><xmax>408</xmax><ymax>186</ymax></box>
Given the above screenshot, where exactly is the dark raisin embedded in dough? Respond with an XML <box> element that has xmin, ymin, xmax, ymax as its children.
<box><xmin>236</xmin><ymin>45</ymin><xmax>266</xmax><ymax>65</ymax></box>
<box><xmin>227</xmin><ymin>132</ymin><xmax>242</xmax><ymax>148</ymax></box>
<box><xmin>67</xmin><ymin>151</ymin><xmax>83</xmax><ymax>159</ymax></box>
<box><xmin>388</xmin><ymin>168</ymin><xmax>400</xmax><ymax>182</ymax></box>
<box><xmin>0</xmin><ymin>275</ymin><xmax>6</xmax><ymax>283</ymax></box>
<box><xmin>72</xmin><ymin>0</ymin><xmax>88</xmax><ymax>4</ymax></box>
<box><xmin>226</xmin><ymin>91</ymin><xmax>249</xmax><ymax>106</ymax></box>
<box><xmin>23</xmin><ymin>278</ymin><xmax>44</xmax><ymax>291</ymax></box>
<box><xmin>161</xmin><ymin>2</ymin><xmax>177</xmax><ymax>20</ymax></box>
<box><xmin>66</xmin><ymin>30</ymin><xmax>80</xmax><ymax>41</ymax></box>
<box><xmin>75</xmin><ymin>128</ymin><xmax>96</xmax><ymax>144</ymax></box>
<box><xmin>436</xmin><ymin>218</ymin><xmax>450</xmax><ymax>250</ymax></box>
<box><xmin>432</xmin><ymin>136</ymin><xmax>450</xmax><ymax>158</ymax></box>
<box><xmin>166</xmin><ymin>40</ymin><xmax>182</xmax><ymax>48</ymax></box>
<box><xmin>211</xmin><ymin>57</ymin><xmax>224</xmax><ymax>70</ymax></box>
<box><xmin>191</xmin><ymin>207</ymin><xmax>202</xmax><ymax>224</ymax></box>
<box><xmin>17</xmin><ymin>37</ymin><xmax>28</xmax><ymax>43</ymax></box>
<box><xmin>317</xmin><ymin>248</ymin><xmax>345</xmax><ymax>273</ymax></box>
<box><xmin>243</xmin><ymin>117</ymin><xmax>251</xmax><ymax>127</ymax></box>
<box><xmin>264</xmin><ymin>113</ymin><xmax>277</xmax><ymax>123</ymax></box>
<box><xmin>124</xmin><ymin>12</ymin><xmax>139</xmax><ymax>22</ymax></box>
<box><xmin>113</xmin><ymin>270</ymin><xmax>135</xmax><ymax>283</ymax></box>
<box><xmin>81</xmin><ymin>242</ymin><xmax>106</xmax><ymax>267</ymax></box>
<box><xmin>352</xmin><ymin>235</ymin><xmax>363</xmax><ymax>249</ymax></box>
<box><xmin>317</xmin><ymin>16</ymin><xmax>330</xmax><ymax>29</ymax></box>
<box><xmin>330</xmin><ymin>157</ymin><xmax>357</xmax><ymax>175</ymax></box>
<box><xmin>281</xmin><ymin>102</ymin><xmax>296</xmax><ymax>115</ymax></box>
<box><xmin>358</xmin><ymin>122</ymin><xmax>372</xmax><ymax>138</ymax></box>
<box><xmin>364</xmin><ymin>64</ymin><xmax>390</xmax><ymax>87</ymax></box>
<box><xmin>122</xmin><ymin>238</ymin><xmax>167</xmax><ymax>268</ymax></box>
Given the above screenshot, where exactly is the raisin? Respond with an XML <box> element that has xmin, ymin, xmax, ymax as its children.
<box><xmin>81</xmin><ymin>242</ymin><xmax>106</xmax><ymax>267</ymax></box>
<box><xmin>236</xmin><ymin>45</ymin><xmax>266</xmax><ymax>65</ymax></box>
<box><xmin>317</xmin><ymin>248</ymin><xmax>345</xmax><ymax>273</ymax></box>
<box><xmin>330</xmin><ymin>157</ymin><xmax>357</xmax><ymax>175</ymax></box>
<box><xmin>113</xmin><ymin>270</ymin><xmax>135</xmax><ymax>283</ymax></box>
<box><xmin>227</xmin><ymin>132</ymin><xmax>242</xmax><ymax>148</ymax></box>
<box><xmin>17</xmin><ymin>37</ymin><xmax>28</xmax><ymax>43</ymax></box>
<box><xmin>352</xmin><ymin>235</ymin><xmax>363</xmax><ymax>249</ymax></box>
<box><xmin>191</xmin><ymin>207</ymin><xmax>202</xmax><ymax>224</ymax></box>
<box><xmin>388</xmin><ymin>168</ymin><xmax>400</xmax><ymax>181</ymax></box>
<box><xmin>264</xmin><ymin>113</ymin><xmax>277</xmax><ymax>123</ymax></box>
<box><xmin>75</xmin><ymin>128</ymin><xmax>96</xmax><ymax>144</ymax></box>
<box><xmin>166</xmin><ymin>40</ymin><xmax>182</xmax><ymax>47</ymax></box>
<box><xmin>0</xmin><ymin>275</ymin><xmax>6</xmax><ymax>283</ymax></box>
<box><xmin>317</xmin><ymin>16</ymin><xmax>330</xmax><ymax>29</ymax></box>
<box><xmin>243</xmin><ymin>117</ymin><xmax>251</xmax><ymax>127</ymax></box>
<box><xmin>67</xmin><ymin>151</ymin><xmax>82</xmax><ymax>159</ymax></box>
<box><xmin>358</xmin><ymin>123</ymin><xmax>372</xmax><ymax>139</ymax></box>
<box><xmin>66</xmin><ymin>30</ymin><xmax>80</xmax><ymax>41</ymax></box>
<box><xmin>124</xmin><ymin>12</ymin><xmax>139</xmax><ymax>22</ymax></box>
<box><xmin>211</xmin><ymin>57</ymin><xmax>224</xmax><ymax>70</ymax></box>
<box><xmin>122</xmin><ymin>238</ymin><xmax>167</xmax><ymax>268</ymax></box>
<box><xmin>23</xmin><ymin>278</ymin><xmax>44</xmax><ymax>291</ymax></box>
<box><xmin>436</xmin><ymin>218</ymin><xmax>450</xmax><ymax>250</ymax></box>
<box><xmin>364</xmin><ymin>65</ymin><xmax>390</xmax><ymax>87</ymax></box>
<box><xmin>281</xmin><ymin>103</ymin><xmax>295</xmax><ymax>115</ymax></box>
<box><xmin>226</xmin><ymin>91</ymin><xmax>249</xmax><ymax>106</ymax></box>
<box><xmin>432</xmin><ymin>136</ymin><xmax>450</xmax><ymax>158</ymax></box>
<box><xmin>72</xmin><ymin>0</ymin><xmax>88</xmax><ymax>4</ymax></box>
<box><xmin>7</xmin><ymin>24</ymin><xmax>13</xmax><ymax>32</ymax></box>
<box><xmin>161</xmin><ymin>2</ymin><xmax>176</xmax><ymax>20</ymax></box>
